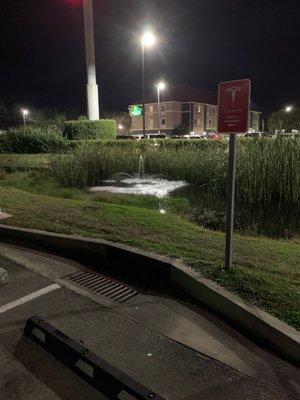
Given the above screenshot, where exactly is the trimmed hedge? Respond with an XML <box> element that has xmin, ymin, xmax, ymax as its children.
<box><xmin>64</xmin><ymin>119</ymin><xmax>117</xmax><ymax>140</ymax></box>
<box><xmin>0</xmin><ymin>127</ymin><xmax>71</xmax><ymax>154</ymax></box>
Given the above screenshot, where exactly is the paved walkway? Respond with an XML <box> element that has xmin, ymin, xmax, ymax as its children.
<box><xmin>0</xmin><ymin>243</ymin><xmax>299</xmax><ymax>400</ymax></box>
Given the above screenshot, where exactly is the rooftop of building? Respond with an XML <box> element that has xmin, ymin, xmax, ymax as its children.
<box><xmin>130</xmin><ymin>84</ymin><xmax>261</xmax><ymax>112</ymax></box>
<box><xmin>131</xmin><ymin>85</ymin><xmax>218</xmax><ymax>105</ymax></box>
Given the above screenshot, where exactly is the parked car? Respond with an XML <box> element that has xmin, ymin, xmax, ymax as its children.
<box><xmin>183</xmin><ymin>134</ymin><xmax>205</xmax><ymax>140</ymax></box>
<box><xmin>243</xmin><ymin>132</ymin><xmax>261</xmax><ymax>138</ymax></box>
<box><xmin>146</xmin><ymin>133</ymin><xmax>167</xmax><ymax>139</ymax></box>
<box><xmin>206</xmin><ymin>132</ymin><xmax>221</xmax><ymax>140</ymax></box>
<box><xmin>260</xmin><ymin>131</ymin><xmax>272</xmax><ymax>137</ymax></box>
<box><xmin>117</xmin><ymin>134</ymin><xmax>135</xmax><ymax>140</ymax></box>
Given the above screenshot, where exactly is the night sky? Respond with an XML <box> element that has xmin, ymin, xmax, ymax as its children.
<box><xmin>1</xmin><ymin>0</ymin><xmax>299</xmax><ymax>115</ymax></box>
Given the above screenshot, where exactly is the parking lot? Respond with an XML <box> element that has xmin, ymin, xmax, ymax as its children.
<box><xmin>0</xmin><ymin>243</ymin><xmax>299</xmax><ymax>400</ymax></box>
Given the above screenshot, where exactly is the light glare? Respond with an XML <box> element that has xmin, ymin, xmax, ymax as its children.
<box><xmin>156</xmin><ymin>81</ymin><xmax>166</xmax><ymax>91</ymax></box>
<box><xmin>142</xmin><ymin>31</ymin><xmax>156</xmax><ymax>48</ymax></box>
<box><xmin>285</xmin><ymin>106</ymin><xmax>293</xmax><ymax>113</ymax></box>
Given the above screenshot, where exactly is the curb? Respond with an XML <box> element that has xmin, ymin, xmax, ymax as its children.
<box><xmin>0</xmin><ymin>224</ymin><xmax>298</xmax><ymax>365</ymax></box>
<box><xmin>0</xmin><ymin>267</ymin><xmax>9</xmax><ymax>284</ymax></box>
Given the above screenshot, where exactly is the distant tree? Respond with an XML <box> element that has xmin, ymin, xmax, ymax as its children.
<box><xmin>22</xmin><ymin>107</ymin><xmax>80</xmax><ymax>132</ymax></box>
<box><xmin>174</xmin><ymin>124</ymin><xmax>189</xmax><ymax>136</ymax></box>
<box><xmin>0</xmin><ymin>98</ymin><xmax>14</xmax><ymax>128</ymax></box>
<box><xmin>102</xmin><ymin>111</ymin><xmax>131</xmax><ymax>133</ymax></box>
<box><xmin>268</xmin><ymin>107</ymin><xmax>300</xmax><ymax>133</ymax></box>
<box><xmin>30</xmin><ymin>108</ymin><xmax>64</xmax><ymax>126</ymax></box>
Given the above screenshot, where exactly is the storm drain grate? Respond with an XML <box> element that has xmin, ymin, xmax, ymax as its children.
<box><xmin>64</xmin><ymin>271</ymin><xmax>138</xmax><ymax>303</ymax></box>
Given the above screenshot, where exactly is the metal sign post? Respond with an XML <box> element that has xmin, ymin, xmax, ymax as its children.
<box><xmin>218</xmin><ymin>79</ymin><xmax>251</xmax><ymax>270</ymax></box>
<box><xmin>225</xmin><ymin>133</ymin><xmax>237</xmax><ymax>270</ymax></box>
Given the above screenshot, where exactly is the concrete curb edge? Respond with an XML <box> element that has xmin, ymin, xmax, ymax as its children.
<box><xmin>0</xmin><ymin>224</ymin><xmax>298</xmax><ymax>365</ymax></box>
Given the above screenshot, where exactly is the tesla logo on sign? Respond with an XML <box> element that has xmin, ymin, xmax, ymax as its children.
<box><xmin>218</xmin><ymin>79</ymin><xmax>251</xmax><ymax>133</ymax></box>
<box><xmin>227</xmin><ymin>86</ymin><xmax>242</xmax><ymax>103</ymax></box>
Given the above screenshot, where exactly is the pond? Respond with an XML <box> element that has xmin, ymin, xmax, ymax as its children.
<box><xmin>89</xmin><ymin>175</ymin><xmax>188</xmax><ymax>197</ymax></box>
<box><xmin>89</xmin><ymin>175</ymin><xmax>300</xmax><ymax>239</ymax></box>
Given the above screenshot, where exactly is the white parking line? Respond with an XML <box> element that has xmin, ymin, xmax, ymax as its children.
<box><xmin>0</xmin><ymin>283</ymin><xmax>61</xmax><ymax>315</ymax></box>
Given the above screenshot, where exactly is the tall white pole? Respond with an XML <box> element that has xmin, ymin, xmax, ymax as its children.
<box><xmin>83</xmin><ymin>0</ymin><xmax>99</xmax><ymax>120</ymax></box>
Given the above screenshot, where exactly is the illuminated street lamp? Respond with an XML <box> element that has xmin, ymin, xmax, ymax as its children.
<box><xmin>83</xmin><ymin>0</ymin><xmax>99</xmax><ymax>120</ymax></box>
<box><xmin>285</xmin><ymin>106</ymin><xmax>293</xmax><ymax>113</ymax></box>
<box><xmin>141</xmin><ymin>31</ymin><xmax>156</xmax><ymax>48</ymax></box>
<box><xmin>155</xmin><ymin>81</ymin><xmax>166</xmax><ymax>134</ymax></box>
<box><xmin>21</xmin><ymin>109</ymin><xmax>29</xmax><ymax>126</ymax></box>
<box><xmin>141</xmin><ymin>31</ymin><xmax>156</xmax><ymax>137</ymax></box>
<box><xmin>118</xmin><ymin>124</ymin><xmax>124</xmax><ymax>132</ymax></box>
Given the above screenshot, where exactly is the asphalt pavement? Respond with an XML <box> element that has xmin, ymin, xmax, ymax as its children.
<box><xmin>0</xmin><ymin>243</ymin><xmax>299</xmax><ymax>400</ymax></box>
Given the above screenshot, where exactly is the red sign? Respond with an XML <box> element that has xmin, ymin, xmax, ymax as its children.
<box><xmin>218</xmin><ymin>79</ymin><xmax>251</xmax><ymax>134</ymax></box>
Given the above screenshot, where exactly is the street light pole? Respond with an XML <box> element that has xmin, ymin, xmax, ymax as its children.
<box><xmin>142</xmin><ymin>42</ymin><xmax>146</xmax><ymax>138</ymax></box>
<box><xmin>141</xmin><ymin>31</ymin><xmax>156</xmax><ymax>138</ymax></box>
<box><xmin>157</xmin><ymin>84</ymin><xmax>160</xmax><ymax>134</ymax></box>
<box><xmin>83</xmin><ymin>0</ymin><xmax>99</xmax><ymax>120</ymax></box>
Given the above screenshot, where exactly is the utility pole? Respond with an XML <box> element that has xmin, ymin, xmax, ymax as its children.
<box><xmin>140</xmin><ymin>31</ymin><xmax>156</xmax><ymax>137</ymax></box>
<box><xmin>157</xmin><ymin>83</ymin><xmax>160</xmax><ymax>134</ymax></box>
<box><xmin>142</xmin><ymin>42</ymin><xmax>146</xmax><ymax>137</ymax></box>
<box><xmin>83</xmin><ymin>0</ymin><xmax>99</xmax><ymax>120</ymax></box>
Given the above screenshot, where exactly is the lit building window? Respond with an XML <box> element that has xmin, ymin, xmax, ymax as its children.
<box><xmin>148</xmin><ymin>105</ymin><xmax>154</xmax><ymax>114</ymax></box>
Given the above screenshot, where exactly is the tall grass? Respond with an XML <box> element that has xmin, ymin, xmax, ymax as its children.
<box><xmin>237</xmin><ymin>138</ymin><xmax>300</xmax><ymax>204</ymax></box>
<box><xmin>49</xmin><ymin>138</ymin><xmax>300</xmax><ymax>205</ymax></box>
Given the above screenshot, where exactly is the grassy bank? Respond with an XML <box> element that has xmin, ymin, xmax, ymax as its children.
<box><xmin>0</xmin><ymin>185</ymin><xmax>299</xmax><ymax>329</ymax></box>
<box><xmin>1</xmin><ymin>169</ymin><xmax>299</xmax><ymax>238</ymax></box>
<box><xmin>0</xmin><ymin>170</ymin><xmax>190</xmax><ymax>214</ymax></box>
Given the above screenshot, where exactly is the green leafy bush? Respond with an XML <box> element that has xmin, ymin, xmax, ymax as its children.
<box><xmin>64</xmin><ymin>119</ymin><xmax>117</xmax><ymax>140</ymax></box>
<box><xmin>0</xmin><ymin>126</ymin><xmax>70</xmax><ymax>154</ymax></box>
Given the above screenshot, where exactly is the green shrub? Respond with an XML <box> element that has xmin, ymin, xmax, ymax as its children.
<box><xmin>64</xmin><ymin>119</ymin><xmax>117</xmax><ymax>140</ymax></box>
<box><xmin>0</xmin><ymin>126</ymin><xmax>71</xmax><ymax>154</ymax></box>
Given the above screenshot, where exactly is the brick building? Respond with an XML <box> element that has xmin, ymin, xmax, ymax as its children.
<box><xmin>129</xmin><ymin>85</ymin><xmax>261</xmax><ymax>135</ymax></box>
